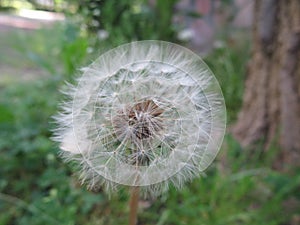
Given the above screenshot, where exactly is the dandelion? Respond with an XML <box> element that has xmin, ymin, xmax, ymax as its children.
<box><xmin>52</xmin><ymin>40</ymin><xmax>226</xmax><ymax>224</ymax></box>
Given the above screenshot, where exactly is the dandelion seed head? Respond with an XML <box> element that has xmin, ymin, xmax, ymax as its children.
<box><xmin>52</xmin><ymin>41</ymin><xmax>226</xmax><ymax>196</ymax></box>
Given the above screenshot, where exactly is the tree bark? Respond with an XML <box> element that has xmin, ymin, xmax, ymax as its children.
<box><xmin>233</xmin><ymin>0</ymin><xmax>300</xmax><ymax>168</ymax></box>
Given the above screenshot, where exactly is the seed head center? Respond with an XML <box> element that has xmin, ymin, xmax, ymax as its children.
<box><xmin>113</xmin><ymin>99</ymin><xmax>164</xmax><ymax>141</ymax></box>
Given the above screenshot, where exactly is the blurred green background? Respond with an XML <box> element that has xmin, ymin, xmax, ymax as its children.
<box><xmin>0</xmin><ymin>0</ymin><xmax>299</xmax><ymax>225</ymax></box>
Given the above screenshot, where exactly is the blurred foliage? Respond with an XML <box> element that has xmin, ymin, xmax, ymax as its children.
<box><xmin>77</xmin><ymin>0</ymin><xmax>179</xmax><ymax>45</ymax></box>
<box><xmin>0</xmin><ymin>0</ymin><xmax>66</xmax><ymax>11</ymax></box>
<box><xmin>1</xmin><ymin>22</ymin><xmax>89</xmax><ymax>81</ymax></box>
<box><xmin>205</xmin><ymin>40</ymin><xmax>250</xmax><ymax>123</ymax></box>
<box><xmin>0</xmin><ymin>79</ymin><xmax>128</xmax><ymax>225</ymax></box>
<box><xmin>0</xmin><ymin>0</ymin><xmax>33</xmax><ymax>11</ymax></box>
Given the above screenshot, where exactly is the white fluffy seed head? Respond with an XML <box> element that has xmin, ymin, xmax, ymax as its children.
<box><xmin>52</xmin><ymin>41</ymin><xmax>226</xmax><ymax>197</ymax></box>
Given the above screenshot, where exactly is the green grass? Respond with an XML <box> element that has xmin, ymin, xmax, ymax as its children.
<box><xmin>0</xmin><ymin>21</ymin><xmax>89</xmax><ymax>85</ymax></box>
<box><xmin>0</xmin><ymin>22</ymin><xmax>299</xmax><ymax>225</ymax></box>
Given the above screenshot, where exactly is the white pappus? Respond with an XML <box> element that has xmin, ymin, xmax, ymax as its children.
<box><xmin>52</xmin><ymin>40</ymin><xmax>226</xmax><ymax>197</ymax></box>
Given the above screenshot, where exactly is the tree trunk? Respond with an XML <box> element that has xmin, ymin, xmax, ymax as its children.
<box><xmin>233</xmin><ymin>0</ymin><xmax>300</xmax><ymax>168</ymax></box>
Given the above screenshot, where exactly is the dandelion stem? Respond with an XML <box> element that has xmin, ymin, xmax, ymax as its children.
<box><xmin>128</xmin><ymin>186</ymin><xmax>140</xmax><ymax>225</ymax></box>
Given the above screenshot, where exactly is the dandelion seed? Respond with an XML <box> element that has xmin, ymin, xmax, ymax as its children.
<box><xmin>52</xmin><ymin>40</ymin><xmax>226</xmax><ymax>197</ymax></box>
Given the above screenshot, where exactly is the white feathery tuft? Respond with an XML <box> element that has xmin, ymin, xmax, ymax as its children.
<box><xmin>52</xmin><ymin>41</ymin><xmax>226</xmax><ymax>197</ymax></box>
